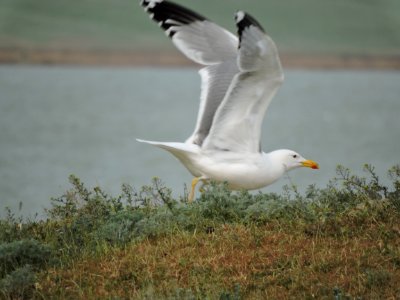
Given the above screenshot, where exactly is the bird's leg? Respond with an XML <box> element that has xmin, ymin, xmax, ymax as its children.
<box><xmin>198</xmin><ymin>179</ymin><xmax>210</xmax><ymax>193</ymax></box>
<box><xmin>188</xmin><ymin>177</ymin><xmax>201</xmax><ymax>203</ymax></box>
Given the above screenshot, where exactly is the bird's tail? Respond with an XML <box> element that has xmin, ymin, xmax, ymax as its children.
<box><xmin>136</xmin><ymin>139</ymin><xmax>200</xmax><ymax>176</ymax></box>
<box><xmin>136</xmin><ymin>139</ymin><xmax>198</xmax><ymax>154</ymax></box>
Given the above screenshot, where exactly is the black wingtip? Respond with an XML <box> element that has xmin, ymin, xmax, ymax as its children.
<box><xmin>235</xmin><ymin>11</ymin><xmax>265</xmax><ymax>43</ymax></box>
<box><xmin>141</xmin><ymin>0</ymin><xmax>207</xmax><ymax>38</ymax></box>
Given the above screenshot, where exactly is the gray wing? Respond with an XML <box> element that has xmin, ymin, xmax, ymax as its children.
<box><xmin>202</xmin><ymin>11</ymin><xmax>284</xmax><ymax>153</ymax></box>
<box><xmin>140</xmin><ymin>0</ymin><xmax>239</xmax><ymax>146</ymax></box>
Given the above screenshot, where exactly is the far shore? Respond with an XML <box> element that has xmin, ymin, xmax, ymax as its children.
<box><xmin>1</xmin><ymin>47</ymin><xmax>400</xmax><ymax>69</ymax></box>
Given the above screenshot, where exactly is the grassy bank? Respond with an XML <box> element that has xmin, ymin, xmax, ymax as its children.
<box><xmin>1</xmin><ymin>0</ymin><xmax>400</xmax><ymax>56</ymax></box>
<box><xmin>1</xmin><ymin>165</ymin><xmax>400</xmax><ymax>299</ymax></box>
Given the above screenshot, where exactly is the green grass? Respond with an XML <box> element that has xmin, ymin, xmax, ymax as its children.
<box><xmin>0</xmin><ymin>0</ymin><xmax>400</xmax><ymax>55</ymax></box>
<box><xmin>0</xmin><ymin>164</ymin><xmax>400</xmax><ymax>298</ymax></box>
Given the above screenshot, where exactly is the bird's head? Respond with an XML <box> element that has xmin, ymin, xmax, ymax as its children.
<box><xmin>272</xmin><ymin>149</ymin><xmax>319</xmax><ymax>171</ymax></box>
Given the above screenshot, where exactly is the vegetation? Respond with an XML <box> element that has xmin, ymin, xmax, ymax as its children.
<box><xmin>1</xmin><ymin>0</ymin><xmax>400</xmax><ymax>55</ymax></box>
<box><xmin>1</xmin><ymin>165</ymin><xmax>400</xmax><ymax>299</ymax></box>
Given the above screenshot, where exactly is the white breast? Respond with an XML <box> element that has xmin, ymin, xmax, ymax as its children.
<box><xmin>192</xmin><ymin>151</ymin><xmax>285</xmax><ymax>190</ymax></box>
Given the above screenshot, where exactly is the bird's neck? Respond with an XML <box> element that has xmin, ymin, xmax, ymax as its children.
<box><xmin>262</xmin><ymin>151</ymin><xmax>287</xmax><ymax>178</ymax></box>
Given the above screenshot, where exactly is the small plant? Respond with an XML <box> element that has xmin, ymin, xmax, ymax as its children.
<box><xmin>0</xmin><ymin>239</ymin><xmax>52</xmax><ymax>277</ymax></box>
<box><xmin>0</xmin><ymin>239</ymin><xmax>52</xmax><ymax>299</ymax></box>
<box><xmin>364</xmin><ymin>268</ymin><xmax>392</xmax><ymax>289</ymax></box>
<box><xmin>219</xmin><ymin>284</ymin><xmax>241</xmax><ymax>300</ymax></box>
<box><xmin>0</xmin><ymin>265</ymin><xmax>36</xmax><ymax>299</ymax></box>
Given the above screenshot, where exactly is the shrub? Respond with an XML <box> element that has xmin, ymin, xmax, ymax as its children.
<box><xmin>0</xmin><ymin>239</ymin><xmax>52</xmax><ymax>278</ymax></box>
<box><xmin>0</xmin><ymin>265</ymin><xmax>36</xmax><ymax>299</ymax></box>
<box><xmin>0</xmin><ymin>239</ymin><xmax>52</xmax><ymax>299</ymax></box>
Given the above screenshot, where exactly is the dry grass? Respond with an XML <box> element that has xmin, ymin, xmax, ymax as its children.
<box><xmin>38</xmin><ymin>220</ymin><xmax>400</xmax><ymax>299</ymax></box>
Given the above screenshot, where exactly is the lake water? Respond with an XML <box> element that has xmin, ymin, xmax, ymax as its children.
<box><xmin>0</xmin><ymin>65</ymin><xmax>399</xmax><ymax>218</ymax></box>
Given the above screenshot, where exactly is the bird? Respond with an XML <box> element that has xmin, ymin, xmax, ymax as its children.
<box><xmin>137</xmin><ymin>0</ymin><xmax>319</xmax><ymax>202</ymax></box>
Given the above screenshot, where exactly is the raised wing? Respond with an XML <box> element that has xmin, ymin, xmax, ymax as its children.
<box><xmin>140</xmin><ymin>0</ymin><xmax>239</xmax><ymax>146</ymax></box>
<box><xmin>202</xmin><ymin>11</ymin><xmax>284</xmax><ymax>153</ymax></box>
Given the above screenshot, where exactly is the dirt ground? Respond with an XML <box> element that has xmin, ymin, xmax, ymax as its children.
<box><xmin>1</xmin><ymin>47</ymin><xmax>400</xmax><ymax>69</ymax></box>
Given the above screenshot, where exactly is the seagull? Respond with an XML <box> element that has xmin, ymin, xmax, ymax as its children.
<box><xmin>137</xmin><ymin>0</ymin><xmax>319</xmax><ymax>202</ymax></box>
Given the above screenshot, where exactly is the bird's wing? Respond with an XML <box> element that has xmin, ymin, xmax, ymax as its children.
<box><xmin>202</xmin><ymin>11</ymin><xmax>284</xmax><ymax>153</ymax></box>
<box><xmin>140</xmin><ymin>0</ymin><xmax>239</xmax><ymax>146</ymax></box>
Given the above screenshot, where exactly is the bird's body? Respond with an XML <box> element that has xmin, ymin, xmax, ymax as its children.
<box><xmin>138</xmin><ymin>0</ymin><xmax>319</xmax><ymax>201</ymax></box>
<box><xmin>137</xmin><ymin>139</ymin><xmax>289</xmax><ymax>190</ymax></box>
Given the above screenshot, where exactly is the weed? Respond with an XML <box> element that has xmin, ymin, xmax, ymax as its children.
<box><xmin>0</xmin><ymin>239</ymin><xmax>52</xmax><ymax>277</ymax></box>
<box><xmin>364</xmin><ymin>268</ymin><xmax>391</xmax><ymax>289</ymax></box>
<box><xmin>0</xmin><ymin>265</ymin><xmax>36</xmax><ymax>299</ymax></box>
<box><xmin>0</xmin><ymin>239</ymin><xmax>52</xmax><ymax>299</ymax></box>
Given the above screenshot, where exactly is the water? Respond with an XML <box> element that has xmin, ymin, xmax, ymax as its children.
<box><xmin>0</xmin><ymin>65</ymin><xmax>399</xmax><ymax>218</ymax></box>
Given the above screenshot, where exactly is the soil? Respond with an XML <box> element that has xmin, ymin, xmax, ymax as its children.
<box><xmin>1</xmin><ymin>47</ymin><xmax>400</xmax><ymax>69</ymax></box>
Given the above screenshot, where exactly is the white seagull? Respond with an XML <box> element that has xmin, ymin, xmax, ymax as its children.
<box><xmin>137</xmin><ymin>0</ymin><xmax>319</xmax><ymax>202</ymax></box>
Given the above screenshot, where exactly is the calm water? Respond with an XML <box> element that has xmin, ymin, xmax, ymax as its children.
<box><xmin>0</xmin><ymin>65</ymin><xmax>399</xmax><ymax>218</ymax></box>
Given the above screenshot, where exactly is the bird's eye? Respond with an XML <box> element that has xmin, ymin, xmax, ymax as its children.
<box><xmin>292</xmin><ymin>154</ymin><xmax>298</xmax><ymax>158</ymax></box>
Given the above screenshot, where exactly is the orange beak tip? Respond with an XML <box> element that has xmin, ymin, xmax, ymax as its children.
<box><xmin>302</xmin><ymin>160</ymin><xmax>319</xmax><ymax>170</ymax></box>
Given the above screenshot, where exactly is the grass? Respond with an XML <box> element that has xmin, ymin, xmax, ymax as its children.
<box><xmin>1</xmin><ymin>164</ymin><xmax>400</xmax><ymax>299</ymax></box>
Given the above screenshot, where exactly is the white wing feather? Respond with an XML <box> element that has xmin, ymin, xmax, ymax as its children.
<box><xmin>141</xmin><ymin>0</ymin><xmax>240</xmax><ymax>146</ymax></box>
<box><xmin>202</xmin><ymin>12</ymin><xmax>284</xmax><ymax>153</ymax></box>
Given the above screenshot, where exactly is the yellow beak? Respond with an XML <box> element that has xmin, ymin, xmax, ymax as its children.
<box><xmin>301</xmin><ymin>159</ymin><xmax>319</xmax><ymax>169</ymax></box>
